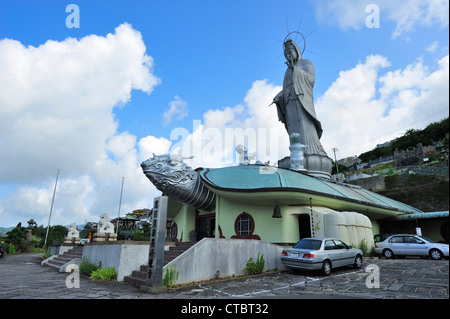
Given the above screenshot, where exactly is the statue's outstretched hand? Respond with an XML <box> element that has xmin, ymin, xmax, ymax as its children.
<box><xmin>270</xmin><ymin>92</ymin><xmax>282</xmax><ymax>106</ymax></box>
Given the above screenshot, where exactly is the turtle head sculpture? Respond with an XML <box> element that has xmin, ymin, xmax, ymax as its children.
<box><xmin>141</xmin><ymin>154</ymin><xmax>215</xmax><ymax>211</ymax></box>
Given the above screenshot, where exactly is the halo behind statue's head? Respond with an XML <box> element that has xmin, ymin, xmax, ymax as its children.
<box><xmin>283</xmin><ymin>31</ymin><xmax>306</xmax><ymax>56</ymax></box>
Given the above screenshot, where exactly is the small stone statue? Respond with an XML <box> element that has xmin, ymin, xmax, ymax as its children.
<box><xmin>93</xmin><ymin>214</ymin><xmax>117</xmax><ymax>242</ymax></box>
<box><xmin>235</xmin><ymin>144</ymin><xmax>256</xmax><ymax>165</ymax></box>
<box><xmin>98</xmin><ymin>213</ymin><xmax>115</xmax><ymax>233</ymax></box>
<box><xmin>64</xmin><ymin>222</ymin><xmax>81</xmax><ymax>244</ymax></box>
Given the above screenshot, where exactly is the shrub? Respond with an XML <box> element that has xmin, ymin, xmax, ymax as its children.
<box><xmin>42</xmin><ymin>248</ymin><xmax>51</xmax><ymax>259</ymax></box>
<box><xmin>244</xmin><ymin>253</ymin><xmax>265</xmax><ymax>276</ymax></box>
<box><xmin>90</xmin><ymin>267</ymin><xmax>117</xmax><ymax>281</ymax></box>
<box><xmin>352</xmin><ymin>239</ymin><xmax>368</xmax><ymax>256</ymax></box>
<box><xmin>6</xmin><ymin>227</ymin><xmax>27</xmax><ymax>251</ymax></box>
<box><xmin>163</xmin><ymin>265</ymin><xmax>179</xmax><ymax>287</ymax></box>
<box><xmin>8</xmin><ymin>244</ymin><xmax>17</xmax><ymax>254</ymax></box>
<box><xmin>79</xmin><ymin>257</ymin><xmax>100</xmax><ymax>276</ymax></box>
<box><xmin>132</xmin><ymin>228</ymin><xmax>150</xmax><ymax>241</ymax></box>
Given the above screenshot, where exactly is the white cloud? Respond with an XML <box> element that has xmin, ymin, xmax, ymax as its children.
<box><xmin>426</xmin><ymin>41</ymin><xmax>439</xmax><ymax>53</ymax></box>
<box><xmin>169</xmin><ymin>79</ymin><xmax>289</xmax><ymax>169</ymax></box>
<box><xmin>0</xmin><ymin>23</ymin><xmax>162</xmax><ymax>227</ymax></box>
<box><xmin>317</xmin><ymin>54</ymin><xmax>449</xmax><ymax>159</ymax></box>
<box><xmin>163</xmin><ymin>95</ymin><xmax>189</xmax><ymax>126</ymax></box>
<box><xmin>0</xmin><ymin>23</ymin><xmax>160</xmax><ymax>184</ymax></box>
<box><xmin>386</xmin><ymin>0</ymin><xmax>449</xmax><ymax>38</ymax></box>
<box><xmin>138</xmin><ymin>135</ymin><xmax>172</xmax><ymax>159</ymax></box>
<box><xmin>166</xmin><ymin>52</ymin><xmax>448</xmax><ymax>172</ymax></box>
<box><xmin>313</xmin><ymin>0</ymin><xmax>449</xmax><ymax>38</ymax></box>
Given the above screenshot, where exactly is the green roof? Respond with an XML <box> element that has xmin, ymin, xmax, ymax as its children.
<box><xmin>118</xmin><ymin>213</ymin><xmax>139</xmax><ymax>220</ymax></box>
<box><xmin>198</xmin><ymin>165</ymin><xmax>422</xmax><ymax>215</ymax></box>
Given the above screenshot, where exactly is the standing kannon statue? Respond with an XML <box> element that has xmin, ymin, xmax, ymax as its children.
<box><xmin>271</xmin><ymin>33</ymin><xmax>332</xmax><ymax>178</ymax></box>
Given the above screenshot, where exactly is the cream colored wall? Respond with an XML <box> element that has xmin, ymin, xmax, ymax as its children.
<box><xmin>171</xmin><ymin>195</ymin><xmax>379</xmax><ymax>248</ymax></box>
<box><xmin>216</xmin><ymin>197</ymin><xmax>300</xmax><ymax>244</ymax></box>
<box><xmin>171</xmin><ymin>204</ymin><xmax>196</xmax><ymax>242</ymax></box>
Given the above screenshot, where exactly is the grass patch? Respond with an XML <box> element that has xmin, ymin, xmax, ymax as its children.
<box><xmin>163</xmin><ymin>265</ymin><xmax>179</xmax><ymax>287</ymax></box>
<box><xmin>90</xmin><ymin>267</ymin><xmax>117</xmax><ymax>281</ymax></box>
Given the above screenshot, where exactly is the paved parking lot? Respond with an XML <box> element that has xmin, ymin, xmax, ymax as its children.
<box><xmin>0</xmin><ymin>253</ymin><xmax>448</xmax><ymax>299</ymax></box>
<box><xmin>196</xmin><ymin>258</ymin><xmax>449</xmax><ymax>299</ymax></box>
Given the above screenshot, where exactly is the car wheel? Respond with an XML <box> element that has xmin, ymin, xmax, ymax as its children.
<box><xmin>383</xmin><ymin>249</ymin><xmax>394</xmax><ymax>259</ymax></box>
<box><xmin>429</xmin><ymin>249</ymin><xmax>443</xmax><ymax>260</ymax></box>
<box><xmin>353</xmin><ymin>254</ymin><xmax>362</xmax><ymax>269</ymax></box>
<box><xmin>322</xmin><ymin>260</ymin><xmax>331</xmax><ymax>276</ymax></box>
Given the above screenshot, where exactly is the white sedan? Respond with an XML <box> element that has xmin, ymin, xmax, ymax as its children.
<box><xmin>374</xmin><ymin>234</ymin><xmax>449</xmax><ymax>260</ymax></box>
<box><xmin>281</xmin><ymin>238</ymin><xmax>364</xmax><ymax>276</ymax></box>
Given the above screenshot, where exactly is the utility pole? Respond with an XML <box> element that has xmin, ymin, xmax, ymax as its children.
<box><xmin>43</xmin><ymin>169</ymin><xmax>60</xmax><ymax>251</ymax></box>
<box><xmin>332</xmin><ymin>148</ymin><xmax>340</xmax><ymax>175</ymax></box>
<box><xmin>116</xmin><ymin>177</ymin><xmax>124</xmax><ymax>233</ymax></box>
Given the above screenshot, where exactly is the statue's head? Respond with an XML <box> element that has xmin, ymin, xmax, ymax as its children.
<box><xmin>100</xmin><ymin>213</ymin><xmax>110</xmax><ymax>222</ymax></box>
<box><xmin>284</xmin><ymin>39</ymin><xmax>302</xmax><ymax>63</ymax></box>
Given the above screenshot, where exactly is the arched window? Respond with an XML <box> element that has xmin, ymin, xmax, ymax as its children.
<box><xmin>234</xmin><ymin>212</ymin><xmax>255</xmax><ymax>238</ymax></box>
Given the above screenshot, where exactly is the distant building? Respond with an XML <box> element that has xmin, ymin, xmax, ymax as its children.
<box><xmin>376</xmin><ymin>139</ymin><xmax>395</xmax><ymax>149</ymax></box>
<box><xmin>131</xmin><ymin>209</ymin><xmax>152</xmax><ymax>219</ymax></box>
<box><xmin>338</xmin><ymin>156</ymin><xmax>362</xmax><ymax>171</ymax></box>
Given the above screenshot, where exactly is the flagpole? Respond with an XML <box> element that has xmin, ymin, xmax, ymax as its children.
<box><xmin>43</xmin><ymin>169</ymin><xmax>60</xmax><ymax>251</ymax></box>
<box><xmin>116</xmin><ymin>177</ymin><xmax>124</xmax><ymax>233</ymax></box>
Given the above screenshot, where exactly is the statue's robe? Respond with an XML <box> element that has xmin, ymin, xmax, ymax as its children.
<box><xmin>275</xmin><ymin>58</ymin><xmax>328</xmax><ymax>157</ymax></box>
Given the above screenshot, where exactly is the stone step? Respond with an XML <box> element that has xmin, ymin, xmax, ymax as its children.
<box><xmin>124</xmin><ymin>241</ymin><xmax>197</xmax><ymax>287</ymax></box>
<box><xmin>132</xmin><ymin>269</ymin><xmax>148</xmax><ymax>280</ymax></box>
<box><xmin>61</xmin><ymin>254</ymin><xmax>83</xmax><ymax>259</ymax></box>
<box><xmin>43</xmin><ymin>246</ymin><xmax>84</xmax><ymax>271</ymax></box>
<box><xmin>45</xmin><ymin>257</ymin><xmax>72</xmax><ymax>268</ymax></box>
<box><xmin>53</xmin><ymin>257</ymin><xmax>73</xmax><ymax>263</ymax></box>
<box><xmin>124</xmin><ymin>275</ymin><xmax>146</xmax><ymax>287</ymax></box>
<box><xmin>46</xmin><ymin>260</ymin><xmax>65</xmax><ymax>268</ymax></box>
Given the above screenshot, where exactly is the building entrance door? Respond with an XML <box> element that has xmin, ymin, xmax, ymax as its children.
<box><xmin>298</xmin><ymin>214</ymin><xmax>311</xmax><ymax>239</ymax></box>
<box><xmin>196</xmin><ymin>216</ymin><xmax>215</xmax><ymax>241</ymax></box>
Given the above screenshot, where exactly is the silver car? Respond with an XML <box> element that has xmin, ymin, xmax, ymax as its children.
<box><xmin>374</xmin><ymin>234</ymin><xmax>449</xmax><ymax>260</ymax></box>
<box><xmin>281</xmin><ymin>238</ymin><xmax>364</xmax><ymax>276</ymax></box>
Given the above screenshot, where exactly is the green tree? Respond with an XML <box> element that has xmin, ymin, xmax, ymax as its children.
<box><xmin>358</xmin><ymin>117</ymin><xmax>449</xmax><ymax>162</ymax></box>
<box><xmin>6</xmin><ymin>227</ymin><xmax>27</xmax><ymax>251</ymax></box>
<box><xmin>6</xmin><ymin>227</ymin><xmax>27</xmax><ymax>244</ymax></box>
<box><xmin>32</xmin><ymin>225</ymin><xmax>67</xmax><ymax>246</ymax></box>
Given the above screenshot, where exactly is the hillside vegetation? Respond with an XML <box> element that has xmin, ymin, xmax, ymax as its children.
<box><xmin>359</xmin><ymin>117</ymin><xmax>449</xmax><ymax>163</ymax></box>
<box><xmin>377</xmin><ymin>174</ymin><xmax>449</xmax><ymax>212</ymax></box>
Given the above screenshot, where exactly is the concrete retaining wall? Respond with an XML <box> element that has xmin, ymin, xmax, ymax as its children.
<box><xmin>82</xmin><ymin>239</ymin><xmax>285</xmax><ymax>284</ymax></box>
<box><xmin>48</xmin><ymin>244</ymin><xmax>76</xmax><ymax>256</ymax></box>
<box><xmin>83</xmin><ymin>241</ymin><xmax>149</xmax><ymax>281</ymax></box>
<box><xmin>165</xmin><ymin>238</ymin><xmax>285</xmax><ymax>285</ymax></box>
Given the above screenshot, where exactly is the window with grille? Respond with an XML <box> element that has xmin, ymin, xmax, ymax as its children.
<box><xmin>235</xmin><ymin>212</ymin><xmax>254</xmax><ymax>237</ymax></box>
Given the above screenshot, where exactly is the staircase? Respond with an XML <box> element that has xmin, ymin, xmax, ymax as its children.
<box><xmin>44</xmin><ymin>246</ymin><xmax>84</xmax><ymax>272</ymax></box>
<box><xmin>124</xmin><ymin>242</ymin><xmax>196</xmax><ymax>287</ymax></box>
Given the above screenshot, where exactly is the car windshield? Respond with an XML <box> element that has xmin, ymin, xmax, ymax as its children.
<box><xmin>293</xmin><ymin>239</ymin><xmax>322</xmax><ymax>250</ymax></box>
<box><xmin>417</xmin><ymin>236</ymin><xmax>436</xmax><ymax>243</ymax></box>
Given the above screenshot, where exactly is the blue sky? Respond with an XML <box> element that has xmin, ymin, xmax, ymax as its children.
<box><xmin>0</xmin><ymin>0</ymin><xmax>448</xmax><ymax>227</ymax></box>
